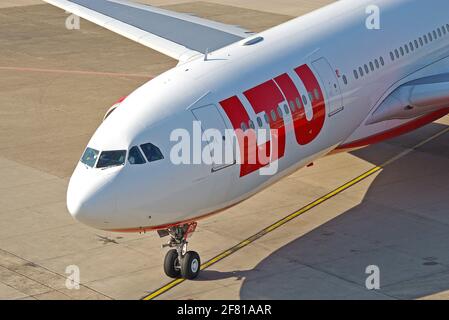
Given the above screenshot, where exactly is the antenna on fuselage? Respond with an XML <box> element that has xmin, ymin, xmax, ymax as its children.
<box><xmin>204</xmin><ymin>48</ymin><xmax>209</xmax><ymax>61</ymax></box>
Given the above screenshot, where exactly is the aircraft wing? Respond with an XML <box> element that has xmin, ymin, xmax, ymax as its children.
<box><xmin>43</xmin><ymin>0</ymin><xmax>252</xmax><ymax>61</ymax></box>
<box><xmin>367</xmin><ymin>73</ymin><xmax>449</xmax><ymax>124</ymax></box>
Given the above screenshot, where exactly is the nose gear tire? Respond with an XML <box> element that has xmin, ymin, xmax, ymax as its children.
<box><xmin>164</xmin><ymin>249</ymin><xmax>181</xmax><ymax>279</ymax></box>
<box><xmin>181</xmin><ymin>251</ymin><xmax>201</xmax><ymax>280</ymax></box>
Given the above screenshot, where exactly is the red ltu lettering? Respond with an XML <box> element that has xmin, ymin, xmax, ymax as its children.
<box><xmin>293</xmin><ymin>65</ymin><xmax>326</xmax><ymax>144</ymax></box>
<box><xmin>219</xmin><ymin>96</ymin><xmax>272</xmax><ymax>177</ymax></box>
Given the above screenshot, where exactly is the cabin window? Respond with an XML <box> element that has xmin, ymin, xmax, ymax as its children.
<box><xmin>342</xmin><ymin>75</ymin><xmax>348</xmax><ymax>85</ymax></box>
<box><xmin>257</xmin><ymin>117</ymin><xmax>263</xmax><ymax>128</ymax></box>
<box><xmin>290</xmin><ymin>100</ymin><xmax>296</xmax><ymax>112</ymax></box>
<box><xmin>240</xmin><ymin>122</ymin><xmax>247</xmax><ymax>131</ymax></box>
<box><xmin>140</xmin><ymin>143</ymin><xmax>164</xmax><ymax>163</ymax></box>
<box><xmin>302</xmin><ymin>95</ymin><xmax>308</xmax><ymax>105</ymax></box>
<box><xmin>308</xmin><ymin>92</ymin><xmax>314</xmax><ymax>102</ymax></box>
<box><xmin>270</xmin><ymin>110</ymin><xmax>277</xmax><ymax>122</ymax></box>
<box><xmin>295</xmin><ymin>97</ymin><xmax>302</xmax><ymax>108</ymax></box>
<box><xmin>437</xmin><ymin>28</ymin><xmax>442</xmax><ymax>37</ymax></box>
<box><xmin>81</xmin><ymin>148</ymin><xmax>99</xmax><ymax>168</ymax></box>
<box><xmin>364</xmin><ymin>64</ymin><xmax>369</xmax><ymax>74</ymax></box>
<box><xmin>358</xmin><ymin>67</ymin><xmax>364</xmax><ymax>77</ymax></box>
<box><xmin>433</xmin><ymin>30</ymin><xmax>438</xmax><ymax>39</ymax></box>
<box><xmin>369</xmin><ymin>62</ymin><xmax>374</xmax><ymax>71</ymax></box>
<box><xmin>409</xmin><ymin>42</ymin><xmax>414</xmax><ymax>51</ymax></box>
<box><xmin>353</xmin><ymin>70</ymin><xmax>358</xmax><ymax>79</ymax></box>
<box><xmin>264</xmin><ymin>113</ymin><xmax>270</xmax><ymax>124</ymax></box>
<box><xmin>380</xmin><ymin>56</ymin><xmax>385</xmax><ymax>66</ymax></box>
<box><xmin>404</xmin><ymin>45</ymin><xmax>409</xmax><ymax>54</ymax></box>
<box><xmin>424</xmin><ymin>35</ymin><xmax>428</xmax><ymax>44</ymax></box>
<box><xmin>277</xmin><ymin>106</ymin><xmax>283</xmax><ymax>118</ymax></box>
<box><xmin>248</xmin><ymin>120</ymin><xmax>255</xmax><ymax>130</ymax></box>
<box><xmin>414</xmin><ymin>40</ymin><xmax>419</xmax><ymax>48</ymax></box>
<box><xmin>97</xmin><ymin>150</ymin><xmax>126</xmax><ymax>169</ymax></box>
<box><xmin>400</xmin><ymin>47</ymin><xmax>404</xmax><ymax>56</ymax></box>
<box><xmin>284</xmin><ymin>104</ymin><xmax>290</xmax><ymax>115</ymax></box>
<box><xmin>419</xmin><ymin>37</ymin><xmax>424</xmax><ymax>46</ymax></box>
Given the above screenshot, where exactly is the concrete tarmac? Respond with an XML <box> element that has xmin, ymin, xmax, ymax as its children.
<box><xmin>0</xmin><ymin>1</ymin><xmax>448</xmax><ymax>300</ymax></box>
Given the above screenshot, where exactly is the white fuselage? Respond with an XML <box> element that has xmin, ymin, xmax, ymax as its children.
<box><xmin>67</xmin><ymin>0</ymin><xmax>449</xmax><ymax>232</ymax></box>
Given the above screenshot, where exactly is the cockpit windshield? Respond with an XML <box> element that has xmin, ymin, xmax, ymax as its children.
<box><xmin>128</xmin><ymin>146</ymin><xmax>146</xmax><ymax>165</ymax></box>
<box><xmin>81</xmin><ymin>148</ymin><xmax>99</xmax><ymax>168</ymax></box>
<box><xmin>141</xmin><ymin>143</ymin><xmax>164</xmax><ymax>162</ymax></box>
<box><xmin>80</xmin><ymin>144</ymin><xmax>162</xmax><ymax>169</ymax></box>
<box><xmin>97</xmin><ymin>150</ymin><xmax>127</xmax><ymax>169</ymax></box>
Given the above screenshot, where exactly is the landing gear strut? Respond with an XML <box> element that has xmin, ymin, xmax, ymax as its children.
<box><xmin>158</xmin><ymin>222</ymin><xmax>200</xmax><ymax>280</ymax></box>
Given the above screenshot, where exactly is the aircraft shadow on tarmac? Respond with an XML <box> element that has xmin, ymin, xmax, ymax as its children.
<box><xmin>202</xmin><ymin>122</ymin><xmax>449</xmax><ymax>299</ymax></box>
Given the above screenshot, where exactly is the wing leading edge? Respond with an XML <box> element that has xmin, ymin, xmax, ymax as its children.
<box><xmin>43</xmin><ymin>0</ymin><xmax>252</xmax><ymax>61</ymax></box>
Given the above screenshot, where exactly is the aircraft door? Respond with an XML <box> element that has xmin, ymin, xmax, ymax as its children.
<box><xmin>312</xmin><ymin>57</ymin><xmax>344</xmax><ymax>116</ymax></box>
<box><xmin>191</xmin><ymin>104</ymin><xmax>236</xmax><ymax>172</ymax></box>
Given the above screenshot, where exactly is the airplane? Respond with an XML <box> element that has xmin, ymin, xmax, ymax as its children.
<box><xmin>43</xmin><ymin>0</ymin><xmax>449</xmax><ymax>280</ymax></box>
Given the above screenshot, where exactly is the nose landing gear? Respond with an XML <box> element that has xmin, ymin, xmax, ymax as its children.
<box><xmin>158</xmin><ymin>222</ymin><xmax>201</xmax><ymax>280</ymax></box>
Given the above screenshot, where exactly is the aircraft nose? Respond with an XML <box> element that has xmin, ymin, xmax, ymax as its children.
<box><xmin>67</xmin><ymin>189</ymin><xmax>109</xmax><ymax>224</ymax></box>
<box><xmin>67</xmin><ymin>166</ymin><xmax>118</xmax><ymax>229</ymax></box>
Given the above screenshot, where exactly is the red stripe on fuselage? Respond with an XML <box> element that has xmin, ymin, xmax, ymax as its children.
<box><xmin>106</xmin><ymin>201</ymin><xmax>244</xmax><ymax>233</ymax></box>
<box><xmin>337</xmin><ymin>107</ymin><xmax>449</xmax><ymax>150</ymax></box>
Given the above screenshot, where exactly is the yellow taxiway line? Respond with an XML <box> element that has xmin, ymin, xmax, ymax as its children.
<box><xmin>142</xmin><ymin>127</ymin><xmax>449</xmax><ymax>300</ymax></box>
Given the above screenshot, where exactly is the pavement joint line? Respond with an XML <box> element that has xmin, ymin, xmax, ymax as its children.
<box><xmin>0</xmin><ymin>248</ymin><xmax>114</xmax><ymax>300</ymax></box>
<box><xmin>140</xmin><ymin>128</ymin><xmax>449</xmax><ymax>300</ymax></box>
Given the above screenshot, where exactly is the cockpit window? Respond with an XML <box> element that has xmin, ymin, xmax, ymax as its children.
<box><xmin>97</xmin><ymin>150</ymin><xmax>126</xmax><ymax>169</ymax></box>
<box><xmin>140</xmin><ymin>143</ymin><xmax>164</xmax><ymax>163</ymax></box>
<box><xmin>128</xmin><ymin>146</ymin><xmax>146</xmax><ymax>165</ymax></box>
<box><xmin>81</xmin><ymin>148</ymin><xmax>99</xmax><ymax>168</ymax></box>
